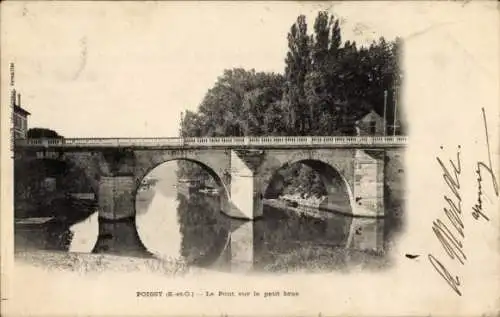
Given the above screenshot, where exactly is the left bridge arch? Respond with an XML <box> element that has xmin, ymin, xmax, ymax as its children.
<box><xmin>91</xmin><ymin>148</ymin><xmax>234</xmax><ymax>221</ymax></box>
<box><xmin>133</xmin><ymin>149</ymin><xmax>232</xmax><ymax>194</ymax></box>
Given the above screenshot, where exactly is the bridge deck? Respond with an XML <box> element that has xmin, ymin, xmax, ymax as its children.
<box><xmin>15</xmin><ymin>136</ymin><xmax>407</xmax><ymax>149</ymax></box>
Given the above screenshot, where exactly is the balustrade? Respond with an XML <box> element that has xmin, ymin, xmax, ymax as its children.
<box><xmin>16</xmin><ymin>135</ymin><xmax>407</xmax><ymax>148</ymax></box>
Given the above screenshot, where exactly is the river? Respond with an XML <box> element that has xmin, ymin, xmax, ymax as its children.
<box><xmin>15</xmin><ymin>168</ymin><xmax>397</xmax><ymax>272</ymax></box>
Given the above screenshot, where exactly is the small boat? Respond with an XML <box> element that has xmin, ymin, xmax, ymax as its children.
<box><xmin>198</xmin><ymin>187</ymin><xmax>220</xmax><ymax>196</ymax></box>
<box><xmin>136</xmin><ymin>187</ymin><xmax>155</xmax><ymax>202</ymax></box>
<box><xmin>136</xmin><ymin>178</ymin><xmax>157</xmax><ymax>202</ymax></box>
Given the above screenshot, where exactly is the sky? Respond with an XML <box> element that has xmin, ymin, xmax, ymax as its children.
<box><xmin>0</xmin><ymin>1</ymin><xmax>479</xmax><ymax>138</ymax></box>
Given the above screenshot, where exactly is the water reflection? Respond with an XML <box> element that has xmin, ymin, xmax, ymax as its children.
<box><xmin>346</xmin><ymin>217</ymin><xmax>385</xmax><ymax>252</ymax></box>
<box><xmin>253</xmin><ymin>205</ymin><xmax>386</xmax><ymax>272</ymax></box>
<box><xmin>68</xmin><ymin>211</ymin><xmax>99</xmax><ymax>252</ymax></box>
<box><xmin>135</xmin><ymin>176</ymin><xmax>230</xmax><ymax>267</ymax></box>
<box><xmin>136</xmin><ymin>191</ymin><xmax>183</xmax><ymax>261</ymax></box>
<box><xmin>15</xmin><ymin>207</ymin><xmax>99</xmax><ymax>253</ymax></box>
<box><xmin>15</xmin><ymin>179</ymin><xmax>390</xmax><ymax>272</ymax></box>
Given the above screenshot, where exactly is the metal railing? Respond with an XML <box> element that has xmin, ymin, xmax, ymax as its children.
<box><xmin>15</xmin><ymin>136</ymin><xmax>408</xmax><ymax>148</ymax></box>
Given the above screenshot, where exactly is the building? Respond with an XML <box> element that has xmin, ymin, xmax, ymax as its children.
<box><xmin>12</xmin><ymin>90</ymin><xmax>30</xmax><ymax>139</ymax></box>
<box><xmin>354</xmin><ymin>110</ymin><xmax>385</xmax><ymax>136</ymax></box>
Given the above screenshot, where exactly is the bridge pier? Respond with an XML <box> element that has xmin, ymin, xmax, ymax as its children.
<box><xmin>352</xmin><ymin>149</ymin><xmax>385</xmax><ymax>217</ymax></box>
<box><xmin>94</xmin><ymin>175</ymin><xmax>147</xmax><ymax>254</ymax></box>
<box><xmin>229</xmin><ymin>150</ymin><xmax>263</xmax><ymax>220</ymax></box>
<box><xmin>97</xmin><ymin>176</ymin><xmax>136</xmax><ymax>220</ymax></box>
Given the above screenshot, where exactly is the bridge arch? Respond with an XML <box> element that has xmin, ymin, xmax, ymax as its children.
<box><xmin>134</xmin><ymin>157</ymin><xmax>230</xmax><ymax>205</ymax></box>
<box><xmin>133</xmin><ymin>157</ymin><xmax>232</xmax><ymax>265</ymax></box>
<box><xmin>258</xmin><ymin>150</ymin><xmax>356</xmax><ymax>215</ymax></box>
<box><xmin>133</xmin><ymin>150</ymin><xmax>232</xmax><ymax>216</ymax></box>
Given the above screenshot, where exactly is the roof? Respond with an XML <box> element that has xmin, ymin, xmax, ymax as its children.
<box><xmin>344</xmin><ymin>109</ymin><xmax>381</xmax><ymax>124</ymax></box>
<box><xmin>14</xmin><ymin>105</ymin><xmax>31</xmax><ymax>116</ymax></box>
<box><xmin>333</xmin><ymin>98</ymin><xmax>383</xmax><ymax>122</ymax></box>
<box><xmin>357</xmin><ymin>109</ymin><xmax>382</xmax><ymax>120</ymax></box>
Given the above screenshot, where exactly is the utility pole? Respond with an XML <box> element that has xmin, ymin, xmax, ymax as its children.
<box><xmin>393</xmin><ymin>86</ymin><xmax>398</xmax><ymax>136</ymax></box>
<box><xmin>383</xmin><ymin>90</ymin><xmax>388</xmax><ymax>136</ymax></box>
<box><xmin>179</xmin><ymin>111</ymin><xmax>184</xmax><ymax>137</ymax></box>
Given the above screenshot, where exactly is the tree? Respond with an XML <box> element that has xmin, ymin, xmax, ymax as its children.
<box><xmin>176</xmin><ymin>12</ymin><xmax>403</xmax><ymax>199</ymax></box>
<box><xmin>305</xmin><ymin>12</ymin><xmax>331</xmax><ymax>134</ymax></box>
<box><xmin>178</xmin><ymin>68</ymin><xmax>284</xmax><ymax>183</ymax></box>
<box><xmin>263</xmin><ymin>100</ymin><xmax>287</xmax><ymax>136</ymax></box>
<box><xmin>240</xmin><ymin>85</ymin><xmax>283</xmax><ymax>135</ymax></box>
<box><xmin>186</xmin><ymin>68</ymin><xmax>284</xmax><ymax>138</ymax></box>
<box><xmin>27</xmin><ymin>128</ymin><xmax>63</xmax><ymax>139</ymax></box>
<box><xmin>304</xmin><ymin>11</ymin><xmax>345</xmax><ymax>135</ymax></box>
<box><xmin>180</xmin><ymin>110</ymin><xmax>203</xmax><ymax>137</ymax></box>
<box><xmin>282</xmin><ymin>15</ymin><xmax>311</xmax><ymax>135</ymax></box>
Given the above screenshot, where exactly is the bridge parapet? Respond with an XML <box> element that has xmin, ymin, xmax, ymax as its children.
<box><xmin>15</xmin><ymin>136</ymin><xmax>408</xmax><ymax>148</ymax></box>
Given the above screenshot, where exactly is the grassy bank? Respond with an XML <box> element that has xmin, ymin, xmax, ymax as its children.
<box><xmin>256</xmin><ymin>241</ymin><xmax>389</xmax><ymax>273</ymax></box>
<box><xmin>14</xmin><ymin>250</ymin><xmax>192</xmax><ymax>275</ymax></box>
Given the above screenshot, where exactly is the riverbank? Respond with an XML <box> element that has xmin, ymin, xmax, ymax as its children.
<box><xmin>263</xmin><ymin>193</ymin><xmax>351</xmax><ymax>219</ymax></box>
<box><xmin>264</xmin><ymin>193</ymin><xmax>385</xmax><ymax>218</ymax></box>
<box><xmin>14</xmin><ymin>250</ymin><xmax>192</xmax><ymax>275</ymax></box>
<box><xmin>263</xmin><ymin>198</ymin><xmax>339</xmax><ymax>219</ymax></box>
<box><xmin>279</xmin><ymin>193</ymin><xmax>325</xmax><ymax>208</ymax></box>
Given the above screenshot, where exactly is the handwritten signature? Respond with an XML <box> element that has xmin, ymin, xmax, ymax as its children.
<box><xmin>428</xmin><ymin>144</ymin><xmax>465</xmax><ymax>296</ymax></box>
<box><xmin>472</xmin><ymin>108</ymin><xmax>499</xmax><ymax>221</ymax></box>
<box><xmin>428</xmin><ymin>107</ymin><xmax>499</xmax><ymax>297</ymax></box>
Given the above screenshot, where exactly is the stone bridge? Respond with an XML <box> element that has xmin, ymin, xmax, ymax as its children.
<box><xmin>14</xmin><ymin>136</ymin><xmax>407</xmax><ymax>221</ymax></box>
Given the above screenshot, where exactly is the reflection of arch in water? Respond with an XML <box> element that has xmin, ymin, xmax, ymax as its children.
<box><xmin>251</xmin><ymin>205</ymin><xmax>355</xmax><ymax>272</ymax></box>
<box><xmin>135</xmin><ymin>192</ymin><xmax>184</xmax><ymax>260</ymax></box>
<box><xmin>134</xmin><ymin>159</ymin><xmax>231</xmax><ymax>267</ymax></box>
<box><xmin>175</xmin><ymin>193</ymin><xmax>230</xmax><ymax>267</ymax></box>
<box><xmin>134</xmin><ymin>191</ymin><xmax>230</xmax><ymax>267</ymax></box>
<box><xmin>134</xmin><ymin>158</ymin><xmax>230</xmax><ymax>216</ymax></box>
<box><xmin>263</xmin><ymin>159</ymin><xmax>355</xmax><ymax>215</ymax></box>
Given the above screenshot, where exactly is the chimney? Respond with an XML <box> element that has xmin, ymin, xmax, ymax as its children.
<box><xmin>17</xmin><ymin>93</ymin><xmax>21</xmax><ymax>107</ymax></box>
<box><xmin>11</xmin><ymin>89</ymin><xmax>16</xmax><ymax>106</ymax></box>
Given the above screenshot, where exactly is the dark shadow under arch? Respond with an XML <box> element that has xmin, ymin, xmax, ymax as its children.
<box><xmin>263</xmin><ymin>159</ymin><xmax>354</xmax><ymax>215</ymax></box>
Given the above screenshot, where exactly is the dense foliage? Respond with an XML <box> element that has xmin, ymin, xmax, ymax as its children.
<box><xmin>14</xmin><ymin>159</ymin><xmax>95</xmax><ymax>218</ymax></box>
<box><xmin>178</xmin><ymin>12</ymin><xmax>403</xmax><ymax>198</ymax></box>
<box><xmin>27</xmin><ymin>128</ymin><xmax>63</xmax><ymax>139</ymax></box>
